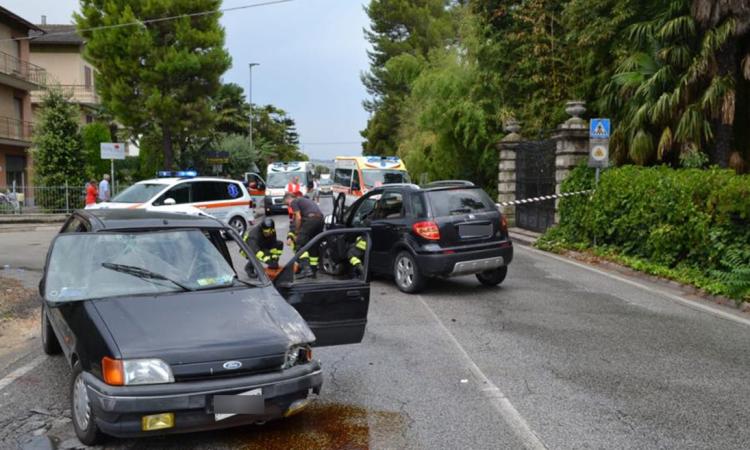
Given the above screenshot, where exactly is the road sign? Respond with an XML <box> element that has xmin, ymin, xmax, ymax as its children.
<box><xmin>206</xmin><ymin>150</ymin><xmax>230</xmax><ymax>165</ymax></box>
<box><xmin>588</xmin><ymin>139</ymin><xmax>609</xmax><ymax>168</ymax></box>
<box><xmin>100</xmin><ymin>142</ymin><xmax>126</xmax><ymax>160</ymax></box>
<box><xmin>589</xmin><ymin>118</ymin><xmax>611</xmax><ymax>139</ymax></box>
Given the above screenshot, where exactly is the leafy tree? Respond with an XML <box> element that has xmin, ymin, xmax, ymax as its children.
<box><xmin>213</xmin><ymin>83</ymin><xmax>251</xmax><ymax>136</ymax></box>
<box><xmin>361</xmin><ymin>0</ymin><xmax>455</xmax><ymax>155</ymax></box>
<box><xmin>32</xmin><ymin>89</ymin><xmax>85</xmax><ymax>210</ymax></box>
<box><xmin>81</xmin><ymin>122</ymin><xmax>112</xmax><ymax>180</ymax></box>
<box><xmin>251</xmin><ymin>105</ymin><xmax>306</xmax><ymax>162</ymax></box>
<box><xmin>76</xmin><ymin>0</ymin><xmax>231</xmax><ymax>169</ymax></box>
<box><xmin>215</xmin><ymin>134</ymin><xmax>258</xmax><ymax>178</ymax></box>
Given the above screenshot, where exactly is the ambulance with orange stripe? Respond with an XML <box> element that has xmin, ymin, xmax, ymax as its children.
<box><xmin>332</xmin><ymin>156</ymin><xmax>410</xmax><ymax>204</ymax></box>
<box><xmin>91</xmin><ymin>171</ymin><xmax>255</xmax><ymax>235</ymax></box>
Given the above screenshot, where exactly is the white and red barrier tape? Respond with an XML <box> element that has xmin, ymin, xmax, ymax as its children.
<box><xmin>497</xmin><ymin>189</ymin><xmax>594</xmax><ymax>207</ymax></box>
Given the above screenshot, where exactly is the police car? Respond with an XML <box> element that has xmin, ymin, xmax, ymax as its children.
<box><xmin>89</xmin><ymin>171</ymin><xmax>255</xmax><ymax>235</ymax></box>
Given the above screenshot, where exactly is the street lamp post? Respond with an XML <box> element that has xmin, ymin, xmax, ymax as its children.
<box><xmin>248</xmin><ymin>62</ymin><xmax>260</xmax><ymax>152</ymax></box>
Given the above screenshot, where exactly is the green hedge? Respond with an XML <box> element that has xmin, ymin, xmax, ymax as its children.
<box><xmin>538</xmin><ymin>165</ymin><xmax>750</xmax><ymax>301</ymax></box>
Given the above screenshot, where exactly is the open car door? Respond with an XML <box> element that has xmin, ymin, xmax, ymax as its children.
<box><xmin>244</xmin><ymin>172</ymin><xmax>266</xmax><ymax>197</ymax></box>
<box><xmin>273</xmin><ymin>228</ymin><xmax>371</xmax><ymax>346</ymax></box>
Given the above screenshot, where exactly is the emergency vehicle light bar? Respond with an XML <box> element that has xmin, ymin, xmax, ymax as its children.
<box><xmin>157</xmin><ymin>170</ymin><xmax>198</xmax><ymax>178</ymax></box>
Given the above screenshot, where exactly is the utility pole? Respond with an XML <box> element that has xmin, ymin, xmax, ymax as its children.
<box><xmin>248</xmin><ymin>62</ymin><xmax>260</xmax><ymax>152</ymax></box>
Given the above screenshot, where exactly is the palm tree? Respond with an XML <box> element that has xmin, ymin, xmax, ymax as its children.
<box><xmin>691</xmin><ymin>1</ymin><xmax>750</xmax><ymax>167</ymax></box>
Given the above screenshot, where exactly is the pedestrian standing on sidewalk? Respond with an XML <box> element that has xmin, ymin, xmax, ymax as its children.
<box><xmin>98</xmin><ymin>174</ymin><xmax>111</xmax><ymax>202</ymax></box>
<box><xmin>85</xmin><ymin>179</ymin><xmax>98</xmax><ymax>208</ymax></box>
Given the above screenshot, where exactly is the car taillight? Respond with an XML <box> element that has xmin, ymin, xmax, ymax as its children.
<box><xmin>500</xmin><ymin>215</ymin><xmax>509</xmax><ymax>236</ymax></box>
<box><xmin>412</xmin><ymin>221</ymin><xmax>440</xmax><ymax>240</ymax></box>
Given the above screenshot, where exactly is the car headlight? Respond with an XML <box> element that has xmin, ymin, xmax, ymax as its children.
<box><xmin>281</xmin><ymin>345</ymin><xmax>312</xmax><ymax>370</ymax></box>
<box><xmin>103</xmin><ymin>357</ymin><xmax>174</xmax><ymax>386</ymax></box>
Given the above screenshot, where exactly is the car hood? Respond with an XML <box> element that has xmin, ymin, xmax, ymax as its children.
<box><xmin>91</xmin><ymin>286</ymin><xmax>315</xmax><ymax>369</ymax></box>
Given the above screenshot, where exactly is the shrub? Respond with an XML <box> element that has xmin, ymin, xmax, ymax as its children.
<box><xmin>540</xmin><ymin>164</ymin><xmax>750</xmax><ymax>301</ymax></box>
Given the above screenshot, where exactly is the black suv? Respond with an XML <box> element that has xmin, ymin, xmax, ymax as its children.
<box><xmin>324</xmin><ymin>181</ymin><xmax>513</xmax><ymax>293</ymax></box>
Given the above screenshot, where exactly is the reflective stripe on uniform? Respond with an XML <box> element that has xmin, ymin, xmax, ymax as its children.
<box><xmin>271</xmin><ymin>248</ymin><xmax>283</xmax><ymax>255</ymax></box>
<box><xmin>309</xmin><ymin>256</ymin><xmax>319</xmax><ymax>267</ymax></box>
<box><xmin>300</xmin><ymin>251</ymin><xmax>310</xmax><ymax>260</ymax></box>
<box><xmin>355</xmin><ymin>237</ymin><xmax>367</xmax><ymax>251</ymax></box>
<box><xmin>349</xmin><ymin>256</ymin><xmax>362</xmax><ymax>266</ymax></box>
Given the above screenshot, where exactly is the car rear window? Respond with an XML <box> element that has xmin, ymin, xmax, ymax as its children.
<box><xmin>426</xmin><ymin>188</ymin><xmax>495</xmax><ymax>217</ymax></box>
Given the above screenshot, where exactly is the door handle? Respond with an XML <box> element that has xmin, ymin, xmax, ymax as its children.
<box><xmin>346</xmin><ymin>290</ymin><xmax>361</xmax><ymax>298</ymax></box>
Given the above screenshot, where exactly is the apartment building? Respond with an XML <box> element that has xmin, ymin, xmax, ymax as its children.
<box><xmin>30</xmin><ymin>19</ymin><xmax>99</xmax><ymax>125</ymax></box>
<box><xmin>0</xmin><ymin>6</ymin><xmax>46</xmax><ymax>189</ymax></box>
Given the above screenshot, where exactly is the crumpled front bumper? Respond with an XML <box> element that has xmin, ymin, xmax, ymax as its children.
<box><xmin>83</xmin><ymin>362</ymin><xmax>323</xmax><ymax>438</ymax></box>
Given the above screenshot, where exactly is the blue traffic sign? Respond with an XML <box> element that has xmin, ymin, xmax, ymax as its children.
<box><xmin>590</xmin><ymin>118</ymin><xmax>611</xmax><ymax>139</ymax></box>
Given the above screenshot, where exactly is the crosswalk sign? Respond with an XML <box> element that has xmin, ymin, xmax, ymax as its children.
<box><xmin>589</xmin><ymin>119</ymin><xmax>611</xmax><ymax>139</ymax></box>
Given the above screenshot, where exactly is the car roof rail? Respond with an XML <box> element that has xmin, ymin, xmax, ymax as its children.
<box><xmin>423</xmin><ymin>180</ymin><xmax>475</xmax><ymax>188</ymax></box>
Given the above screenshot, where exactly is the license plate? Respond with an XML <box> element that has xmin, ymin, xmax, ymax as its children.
<box><xmin>459</xmin><ymin>223</ymin><xmax>492</xmax><ymax>238</ymax></box>
<box><xmin>213</xmin><ymin>388</ymin><xmax>264</xmax><ymax>421</ymax></box>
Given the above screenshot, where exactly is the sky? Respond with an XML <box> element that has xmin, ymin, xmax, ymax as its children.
<box><xmin>5</xmin><ymin>0</ymin><xmax>372</xmax><ymax>160</ymax></box>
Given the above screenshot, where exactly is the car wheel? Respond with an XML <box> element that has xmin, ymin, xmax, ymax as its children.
<box><xmin>476</xmin><ymin>266</ymin><xmax>508</xmax><ymax>286</ymax></box>
<box><xmin>229</xmin><ymin>216</ymin><xmax>247</xmax><ymax>236</ymax></box>
<box><xmin>393</xmin><ymin>251</ymin><xmax>425</xmax><ymax>293</ymax></box>
<box><xmin>71</xmin><ymin>362</ymin><xmax>105</xmax><ymax>446</ymax></box>
<box><xmin>41</xmin><ymin>306</ymin><xmax>61</xmax><ymax>355</ymax></box>
<box><xmin>320</xmin><ymin>241</ymin><xmax>344</xmax><ymax>276</ymax></box>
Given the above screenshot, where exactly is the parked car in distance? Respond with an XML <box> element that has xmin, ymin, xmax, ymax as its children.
<box><xmin>89</xmin><ymin>172</ymin><xmax>255</xmax><ymax>236</ymax></box>
<box><xmin>318</xmin><ymin>177</ymin><xmax>333</xmax><ymax>196</ymax></box>
<box><xmin>41</xmin><ymin>209</ymin><xmax>371</xmax><ymax>444</ymax></box>
<box><xmin>323</xmin><ymin>181</ymin><xmax>513</xmax><ymax>293</ymax></box>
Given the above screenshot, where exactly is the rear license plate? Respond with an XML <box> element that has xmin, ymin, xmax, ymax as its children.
<box><xmin>459</xmin><ymin>223</ymin><xmax>492</xmax><ymax>238</ymax></box>
<box><xmin>214</xmin><ymin>388</ymin><xmax>264</xmax><ymax>421</ymax></box>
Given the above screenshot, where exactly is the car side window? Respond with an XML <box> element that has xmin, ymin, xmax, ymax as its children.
<box><xmin>350</xmin><ymin>193</ymin><xmax>381</xmax><ymax>227</ymax></box>
<box><xmin>62</xmin><ymin>217</ymin><xmax>86</xmax><ymax>233</ymax></box>
<box><xmin>193</xmin><ymin>181</ymin><xmax>239</xmax><ymax>202</ymax></box>
<box><xmin>334</xmin><ymin>168</ymin><xmax>353</xmax><ymax>187</ymax></box>
<box><xmin>374</xmin><ymin>192</ymin><xmax>404</xmax><ymax>220</ymax></box>
<box><xmin>155</xmin><ymin>183</ymin><xmax>191</xmax><ymax>205</ymax></box>
<box><xmin>409</xmin><ymin>193</ymin><xmax>427</xmax><ymax>218</ymax></box>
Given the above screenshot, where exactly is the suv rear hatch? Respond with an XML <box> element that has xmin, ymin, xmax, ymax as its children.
<box><xmin>424</xmin><ymin>188</ymin><xmax>505</xmax><ymax>248</ymax></box>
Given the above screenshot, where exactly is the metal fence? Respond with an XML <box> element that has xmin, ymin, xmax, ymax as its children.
<box><xmin>0</xmin><ymin>50</ymin><xmax>47</xmax><ymax>86</ymax></box>
<box><xmin>0</xmin><ymin>184</ymin><xmax>130</xmax><ymax>215</ymax></box>
<box><xmin>0</xmin><ymin>116</ymin><xmax>33</xmax><ymax>142</ymax></box>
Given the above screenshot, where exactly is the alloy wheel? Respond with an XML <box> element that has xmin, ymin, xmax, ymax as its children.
<box><xmin>396</xmin><ymin>256</ymin><xmax>414</xmax><ymax>289</ymax></box>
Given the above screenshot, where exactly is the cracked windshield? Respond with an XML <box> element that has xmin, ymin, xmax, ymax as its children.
<box><xmin>0</xmin><ymin>1</ymin><xmax>748</xmax><ymax>449</ymax></box>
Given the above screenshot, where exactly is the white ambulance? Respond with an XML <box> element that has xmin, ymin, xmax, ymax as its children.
<box><xmin>262</xmin><ymin>161</ymin><xmax>315</xmax><ymax>215</ymax></box>
<box><xmin>90</xmin><ymin>171</ymin><xmax>255</xmax><ymax>235</ymax></box>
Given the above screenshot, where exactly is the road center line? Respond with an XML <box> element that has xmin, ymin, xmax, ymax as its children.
<box><xmin>0</xmin><ymin>355</ymin><xmax>46</xmax><ymax>393</ymax></box>
<box><xmin>416</xmin><ymin>294</ymin><xmax>547</xmax><ymax>450</ymax></box>
<box><xmin>519</xmin><ymin>245</ymin><xmax>750</xmax><ymax>328</ymax></box>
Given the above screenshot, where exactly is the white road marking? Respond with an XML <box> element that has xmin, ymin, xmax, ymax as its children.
<box><xmin>0</xmin><ymin>355</ymin><xmax>46</xmax><ymax>392</ymax></box>
<box><xmin>417</xmin><ymin>294</ymin><xmax>547</xmax><ymax>450</ymax></box>
<box><xmin>520</xmin><ymin>245</ymin><xmax>750</xmax><ymax>328</ymax></box>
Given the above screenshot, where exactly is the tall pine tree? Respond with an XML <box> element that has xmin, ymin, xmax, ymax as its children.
<box><xmin>76</xmin><ymin>0</ymin><xmax>231</xmax><ymax>169</ymax></box>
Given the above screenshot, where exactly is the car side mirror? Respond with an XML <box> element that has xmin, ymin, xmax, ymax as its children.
<box><xmin>163</xmin><ymin>198</ymin><xmax>176</xmax><ymax>206</ymax></box>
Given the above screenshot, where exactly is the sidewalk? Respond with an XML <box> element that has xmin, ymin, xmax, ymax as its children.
<box><xmin>509</xmin><ymin>227</ymin><xmax>541</xmax><ymax>246</ymax></box>
<box><xmin>0</xmin><ymin>215</ymin><xmax>66</xmax><ymax>233</ymax></box>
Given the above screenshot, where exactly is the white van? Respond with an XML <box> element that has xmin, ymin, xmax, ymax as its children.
<box><xmin>263</xmin><ymin>161</ymin><xmax>315</xmax><ymax>215</ymax></box>
<box><xmin>90</xmin><ymin>174</ymin><xmax>255</xmax><ymax>235</ymax></box>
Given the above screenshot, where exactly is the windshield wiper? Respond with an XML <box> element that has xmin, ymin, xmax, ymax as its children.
<box><xmin>101</xmin><ymin>263</ymin><xmax>194</xmax><ymax>291</ymax></box>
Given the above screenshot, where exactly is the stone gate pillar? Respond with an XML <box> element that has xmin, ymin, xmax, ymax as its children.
<box><xmin>551</xmin><ymin>101</ymin><xmax>589</xmax><ymax>223</ymax></box>
<box><xmin>497</xmin><ymin>119</ymin><xmax>522</xmax><ymax>226</ymax></box>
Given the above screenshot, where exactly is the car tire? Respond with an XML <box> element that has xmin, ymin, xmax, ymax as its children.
<box><xmin>229</xmin><ymin>216</ymin><xmax>247</xmax><ymax>236</ymax></box>
<box><xmin>71</xmin><ymin>362</ymin><xmax>105</xmax><ymax>446</ymax></box>
<box><xmin>476</xmin><ymin>266</ymin><xmax>508</xmax><ymax>286</ymax></box>
<box><xmin>393</xmin><ymin>251</ymin><xmax>425</xmax><ymax>294</ymax></box>
<box><xmin>41</xmin><ymin>306</ymin><xmax>61</xmax><ymax>355</ymax></box>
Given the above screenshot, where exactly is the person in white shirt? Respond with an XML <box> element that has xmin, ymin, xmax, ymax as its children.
<box><xmin>98</xmin><ymin>174</ymin><xmax>110</xmax><ymax>202</ymax></box>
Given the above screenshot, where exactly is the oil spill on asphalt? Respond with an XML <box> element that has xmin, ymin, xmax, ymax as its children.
<box><xmin>229</xmin><ymin>402</ymin><xmax>408</xmax><ymax>450</ymax></box>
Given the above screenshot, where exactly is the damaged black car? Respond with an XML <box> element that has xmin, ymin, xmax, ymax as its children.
<box><xmin>39</xmin><ymin>209</ymin><xmax>371</xmax><ymax>445</ymax></box>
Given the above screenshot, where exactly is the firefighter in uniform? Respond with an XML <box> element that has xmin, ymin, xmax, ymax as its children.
<box><xmin>283</xmin><ymin>192</ymin><xmax>324</xmax><ymax>278</ymax></box>
<box><xmin>346</xmin><ymin>235</ymin><xmax>367</xmax><ymax>278</ymax></box>
<box><xmin>242</xmin><ymin>217</ymin><xmax>283</xmax><ymax>269</ymax></box>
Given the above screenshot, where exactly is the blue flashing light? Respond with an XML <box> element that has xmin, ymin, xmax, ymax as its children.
<box><xmin>157</xmin><ymin>170</ymin><xmax>198</xmax><ymax>178</ymax></box>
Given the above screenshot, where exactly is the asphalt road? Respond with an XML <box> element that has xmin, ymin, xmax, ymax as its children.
<box><xmin>2</xmin><ymin>202</ymin><xmax>750</xmax><ymax>449</ymax></box>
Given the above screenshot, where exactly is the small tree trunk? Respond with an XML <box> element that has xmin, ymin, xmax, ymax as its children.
<box><xmin>162</xmin><ymin>127</ymin><xmax>174</xmax><ymax>170</ymax></box>
<box><xmin>709</xmin><ymin>39</ymin><xmax>738</xmax><ymax>168</ymax></box>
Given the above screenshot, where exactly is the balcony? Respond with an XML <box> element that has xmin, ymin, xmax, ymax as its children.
<box><xmin>31</xmin><ymin>84</ymin><xmax>99</xmax><ymax>106</ymax></box>
<box><xmin>0</xmin><ymin>51</ymin><xmax>46</xmax><ymax>90</ymax></box>
<box><xmin>0</xmin><ymin>116</ymin><xmax>33</xmax><ymax>146</ymax></box>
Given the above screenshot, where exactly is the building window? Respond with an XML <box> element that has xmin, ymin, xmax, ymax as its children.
<box><xmin>85</xmin><ymin>115</ymin><xmax>93</xmax><ymax>124</ymax></box>
<box><xmin>84</xmin><ymin>66</ymin><xmax>92</xmax><ymax>88</ymax></box>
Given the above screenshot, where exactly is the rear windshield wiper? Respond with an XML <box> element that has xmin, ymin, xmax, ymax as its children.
<box><xmin>101</xmin><ymin>263</ymin><xmax>194</xmax><ymax>292</ymax></box>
